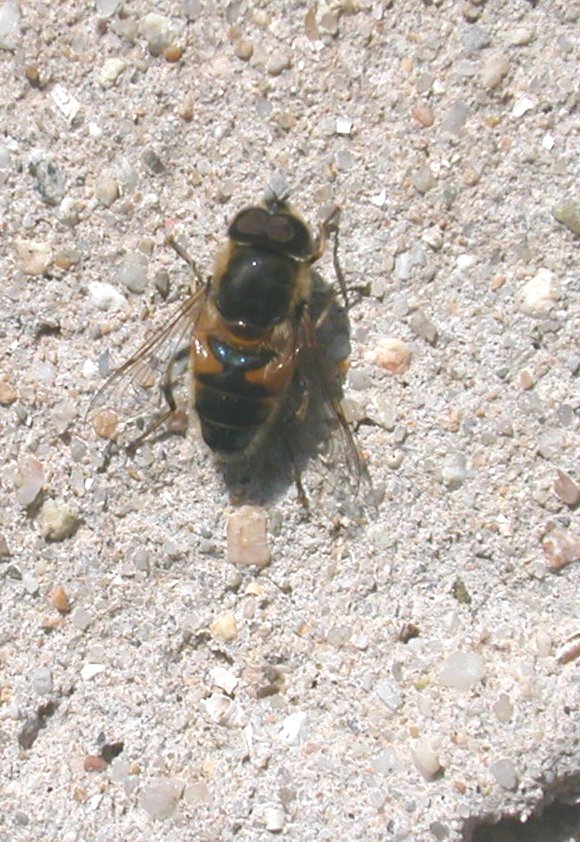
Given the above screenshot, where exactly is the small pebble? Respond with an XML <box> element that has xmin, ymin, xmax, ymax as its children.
<box><xmin>336</xmin><ymin>116</ymin><xmax>352</xmax><ymax>135</ymax></box>
<box><xmin>14</xmin><ymin>457</ymin><xmax>44</xmax><ymax>506</ymax></box>
<box><xmin>163</xmin><ymin>45</ymin><xmax>183</xmax><ymax>63</ymax></box>
<box><xmin>375</xmin><ymin>680</ymin><xmax>403</xmax><ymax>711</ymax></box>
<box><xmin>179</xmin><ymin>92</ymin><xmax>194</xmax><ymax>122</ymax></box>
<box><xmin>210</xmin><ymin>611</ymin><xmax>238</xmax><ymax>642</ymax></box>
<box><xmin>88</xmin><ymin>281</ymin><xmax>127</xmax><ymax>311</ymax></box>
<box><xmin>115</xmin><ymin>251</ymin><xmax>149</xmax><ymax>293</ymax></box>
<box><xmin>442</xmin><ymin>100</ymin><xmax>469</xmax><ymax>134</ymax></box>
<box><xmin>96</xmin><ymin>0</ymin><xmax>121</xmax><ymax>16</ymax></box>
<box><xmin>38</xmin><ymin>500</ymin><xmax>80</xmax><ymax>541</ymax></box>
<box><xmin>57</xmin><ymin>197</ymin><xmax>81</xmax><ymax>226</ymax></box>
<box><xmin>80</xmin><ymin>663</ymin><xmax>105</xmax><ymax>681</ymax></box>
<box><xmin>92</xmin><ymin>409</ymin><xmax>119</xmax><ymax>440</ymax></box>
<box><xmin>267</xmin><ymin>50</ymin><xmax>291</xmax><ymax>76</ymax></box>
<box><xmin>30</xmin><ymin>160</ymin><xmax>66</xmax><ymax>206</ymax></box>
<box><xmin>422</xmin><ymin>227</ymin><xmax>443</xmax><ymax>251</ymax></box>
<box><xmin>441</xmin><ymin>452</ymin><xmax>467</xmax><ymax>489</ymax></box>
<box><xmin>279</xmin><ymin>711</ymin><xmax>308</xmax><ymax>745</ymax></box>
<box><xmin>0</xmin><ymin>378</ymin><xmax>16</xmax><ymax>405</ymax></box>
<box><xmin>84</xmin><ymin>755</ymin><xmax>108</xmax><ymax>772</ymax></box>
<box><xmin>490</xmin><ymin>758</ymin><xmax>518</xmax><ymax>790</ymax></box>
<box><xmin>95</xmin><ymin>176</ymin><xmax>119</xmax><ymax>207</ymax></box>
<box><xmin>16</xmin><ymin>239</ymin><xmax>53</xmax><ymax>275</ymax></box>
<box><xmin>542</xmin><ymin>529</ymin><xmax>579</xmax><ymax>571</ymax></box>
<box><xmin>227</xmin><ymin>506</ymin><xmax>270</xmax><ymax>568</ymax></box>
<box><xmin>263</xmin><ymin>805</ymin><xmax>286</xmax><ymax>833</ymax></box>
<box><xmin>519</xmin><ymin>269</ymin><xmax>561</xmax><ymax>317</ymax></box>
<box><xmin>140</xmin><ymin>779</ymin><xmax>184</xmax><ymax>820</ymax></box>
<box><xmin>505</xmin><ymin>26</ymin><xmax>535</xmax><ymax>46</ymax></box>
<box><xmin>412</xmin><ymin>165</ymin><xmax>435</xmax><ymax>194</ymax></box>
<box><xmin>210</xmin><ymin>666</ymin><xmax>239</xmax><ymax>695</ymax></box>
<box><xmin>552</xmin><ymin>200</ymin><xmax>580</xmax><ymax>237</ymax></box>
<box><xmin>480</xmin><ymin>52</ymin><xmax>509</xmax><ymax>90</ymax></box>
<box><xmin>0</xmin><ymin>0</ymin><xmax>20</xmax><ymax>51</ymax></box>
<box><xmin>0</xmin><ymin>534</ymin><xmax>10</xmax><ymax>557</ymax></box>
<box><xmin>23</xmin><ymin>574</ymin><xmax>39</xmax><ymax>595</ymax></box>
<box><xmin>411</xmin><ymin>739</ymin><xmax>442</xmax><ymax>781</ymax></box>
<box><xmin>139</xmin><ymin>13</ymin><xmax>173</xmax><ymax>56</ymax></box>
<box><xmin>99</xmin><ymin>58</ymin><xmax>126</xmax><ymax>88</ymax></box>
<box><xmin>492</xmin><ymin>693</ymin><xmax>513</xmax><ymax>723</ymax></box>
<box><xmin>409</xmin><ymin>310</ymin><xmax>438</xmax><ymax>345</ymax></box>
<box><xmin>439</xmin><ymin>650</ymin><xmax>485</xmax><ymax>691</ymax></box>
<box><xmin>234</xmin><ymin>39</ymin><xmax>254</xmax><ymax>61</ymax></box>
<box><xmin>71</xmin><ymin>607</ymin><xmax>93</xmax><ymax>631</ymax></box>
<box><xmin>554</xmin><ymin>471</ymin><xmax>580</xmax><ymax>507</ymax></box>
<box><xmin>370</xmin><ymin>338</ymin><xmax>411</xmax><ymax>375</ymax></box>
<box><xmin>142</xmin><ymin>148</ymin><xmax>165</xmax><ymax>174</ymax></box>
<box><xmin>183</xmin><ymin>782</ymin><xmax>210</xmax><ymax>805</ymax></box>
<box><xmin>31</xmin><ymin>667</ymin><xmax>53</xmax><ymax>696</ymax></box>
<box><xmin>411</xmin><ymin>102</ymin><xmax>434</xmax><ymax>127</ymax></box>
<box><xmin>512</xmin><ymin>94</ymin><xmax>536</xmax><ymax>118</ymax></box>
<box><xmin>51</xmin><ymin>587</ymin><xmax>71</xmax><ymax>614</ymax></box>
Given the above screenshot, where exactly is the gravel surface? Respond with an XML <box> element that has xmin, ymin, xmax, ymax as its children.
<box><xmin>0</xmin><ymin>1</ymin><xmax>578</xmax><ymax>840</ymax></box>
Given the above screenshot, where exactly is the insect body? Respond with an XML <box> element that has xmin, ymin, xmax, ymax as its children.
<box><xmin>89</xmin><ymin>195</ymin><xmax>360</xmax><ymax>490</ymax></box>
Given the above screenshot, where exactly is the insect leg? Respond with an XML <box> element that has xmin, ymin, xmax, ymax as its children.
<box><xmin>283</xmin><ymin>438</ymin><xmax>309</xmax><ymax>510</ymax></box>
<box><xmin>310</xmin><ymin>206</ymin><xmax>348</xmax><ymax>309</ymax></box>
<box><xmin>166</xmin><ymin>234</ymin><xmax>204</xmax><ymax>289</ymax></box>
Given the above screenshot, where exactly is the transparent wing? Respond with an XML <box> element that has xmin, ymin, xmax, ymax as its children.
<box><xmin>295</xmin><ymin>301</ymin><xmax>365</xmax><ymax>504</ymax></box>
<box><xmin>87</xmin><ymin>287</ymin><xmax>207</xmax><ymax>443</ymax></box>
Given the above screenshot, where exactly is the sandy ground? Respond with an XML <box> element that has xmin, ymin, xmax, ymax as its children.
<box><xmin>0</xmin><ymin>0</ymin><xmax>578</xmax><ymax>840</ymax></box>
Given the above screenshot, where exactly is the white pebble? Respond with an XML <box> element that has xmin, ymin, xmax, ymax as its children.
<box><xmin>80</xmin><ymin>663</ymin><xmax>105</xmax><ymax>681</ymax></box>
<box><xmin>512</xmin><ymin>94</ymin><xmax>537</xmax><ymax>118</ymax></box>
<box><xmin>519</xmin><ymin>268</ymin><xmax>561</xmax><ymax>317</ymax></box>
<box><xmin>375</xmin><ymin>680</ymin><xmax>403</xmax><ymax>710</ymax></box>
<box><xmin>210</xmin><ymin>611</ymin><xmax>238</xmax><ymax>642</ymax></box>
<box><xmin>14</xmin><ymin>457</ymin><xmax>44</xmax><ymax>506</ymax></box>
<box><xmin>439</xmin><ymin>650</ymin><xmax>485</xmax><ymax>691</ymax></box>
<box><xmin>505</xmin><ymin>26</ymin><xmax>535</xmax><ymax>46</ymax></box>
<box><xmin>210</xmin><ymin>666</ymin><xmax>239</xmax><ymax>695</ymax></box>
<box><xmin>0</xmin><ymin>0</ymin><xmax>20</xmax><ymax>50</ymax></box>
<box><xmin>96</xmin><ymin>0</ymin><xmax>121</xmax><ymax>16</ymax></box>
<box><xmin>411</xmin><ymin>739</ymin><xmax>442</xmax><ymax>781</ymax></box>
<box><xmin>31</xmin><ymin>667</ymin><xmax>53</xmax><ymax>695</ymax></box>
<box><xmin>139</xmin><ymin>13</ymin><xmax>173</xmax><ymax>56</ymax></box>
<box><xmin>263</xmin><ymin>805</ymin><xmax>286</xmax><ymax>833</ymax></box>
<box><xmin>140</xmin><ymin>779</ymin><xmax>184</xmax><ymax>820</ymax></box>
<box><xmin>57</xmin><ymin>197</ymin><xmax>81</xmax><ymax>226</ymax></box>
<box><xmin>95</xmin><ymin>175</ymin><xmax>119</xmax><ymax>207</ymax></box>
<box><xmin>16</xmin><ymin>239</ymin><xmax>52</xmax><ymax>275</ymax></box>
<box><xmin>369</xmin><ymin>338</ymin><xmax>411</xmax><ymax>375</ymax></box>
<box><xmin>279</xmin><ymin>711</ymin><xmax>308</xmax><ymax>745</ymax></box>
<box><xmin>99</xmin><ymin>57</ymin><xmax>127</xmax><ymax>88</ymax></box>
<box><xmin>335</xmin><ymin>116</ymin><xmax>352</xmax><ymax>135</ymax></box>
<box><xmin>490</xmin><ymin>758</ymin><xmax>518</xmax><ymax>790</ymax></box>
<box><xmin>441</xmin><ymin>452</ymin><xmax>467</xmax><ymax>489</ymax></box>
<box><xmin>89</xmin><ymin>281</ymin><xmax>127</xmax><ymax>311</ymax></box>
<box><xmin>71</xmin><ymin>607</ymin><xmax>93</xmax><ymax>631</ymax></box>
<box><xmin>480</xmin><ymin>52</ymin><xmax>509</xmax><ymax>90</ymax></box>
<box><xmin>115</xmin><ymin>251</ymin><xmax>149</xmax><ymax>293</ymax></box>
<box><xmin>38</xmin><ymin>499</ymin><xmax>80</xmax><ymax>541</ymax></box>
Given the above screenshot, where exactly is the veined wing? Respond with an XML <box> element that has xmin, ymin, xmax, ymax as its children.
<box><xmin>87</xmin><ymin>286</ymin><xmax>207</xmax><ymax>442</ymax></box>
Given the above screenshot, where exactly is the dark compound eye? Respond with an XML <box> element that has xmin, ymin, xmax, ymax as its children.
<box><xmin>232</xmin><ymin>208</ymin><xmax>267</xmax><ymax>237</ymax></box>
<box><xmin>265</xmin><ymin>215</ymin><xmax>295</xmax><ymax>243</ymax></box>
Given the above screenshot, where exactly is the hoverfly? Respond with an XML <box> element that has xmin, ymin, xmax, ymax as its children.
<box><xmin>88</xmin><ymin>191</ymin><xmax>362</xmax><ymax>502</ymax></box>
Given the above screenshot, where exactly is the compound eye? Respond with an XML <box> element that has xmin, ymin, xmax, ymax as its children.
<box><xmin>232</xmin><ymin>208</ymin><xmax>268</xmax><ymax>238</ymax></box>
<box><xmin>265</xmin><ymin>215</ymin><xmax>295</xmax><ymax>243</ymax></box>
